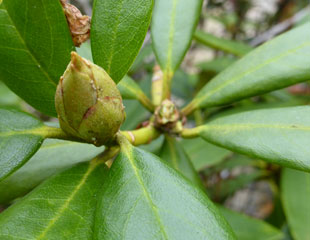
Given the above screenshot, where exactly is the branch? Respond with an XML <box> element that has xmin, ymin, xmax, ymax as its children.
<box><xmin>121</xmin><ymin>125</ymin><xmax>160</xmax><ymax>146</ymax></box>
<box><xmin>43</xmin><ymin>124</ymin><xmax>161</xmax><ymax>147</ymax></box>
<box><xmin>151</xmin><ymin>65</ymin><xmax>164</xmax><ymax>106</ymax></box>
<box><xmin>181</xmin><ymin>126</ymin><xmax>203</xmax><ymax>139</ymax></box>
<box><xmin>250</xmin><ymin>7</ymin><xmax>310</xmax><ymax>46</ymax></box>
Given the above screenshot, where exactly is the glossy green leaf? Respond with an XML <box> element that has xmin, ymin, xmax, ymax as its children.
<box><xmin>219</xmin><ymin>206</ymin><xmax>284</xmax><ymax>240</ymax></box>
<box><xmin>194</xmin><ymin>30</ymin><xmax>253</xmax><ymax>57</ymax></box>
<box><xmin>181</xmin><ymin>137</ymin><xmax>231</xmax><ymax>171</ymax></box>
<box><xmin>0</xmin><ymin>139</ymin><xmax>104</xmax><ymax>204</ymax></box>
<box><xmin>159</xmin><ymin>136</ymin><xmax>204</xmax><ymax>188</ymax></box>
<box><xmin>95</xmin><ymin>140</ymin><xmax>236</xmax><ymax>239</ymax></box>
<box><xmin>91</xmin><ymin>0</ymin><xmax>153</xmax><ymax>83</ymax></box>
<box><xmin>282</xmin><ymin>168</ymin><xmax>310</xmax><ymax>240</ymax></box>
<box><xmin>0</xmin><ymin>108</ymin><xmax>45</xmax><ymax>181</ymax></box>
<box><xmin>0</xmin><ymin>161</ymin><xmax>108</xmax><ymax>240</ymax></box>
<box><xmin>0</xmin><ymin>0</ymin><xmax>74</xmax><ymax>116</ymax></box>
<box><xmin>186</xmin><ymin>23</ymin><xmax>310</xmax><ymax>113</ymax></box>
<box><xmin>151</xmin><ymin>0</ymin><xmax>203</xmax><ymax>74</ymax></box>
<box><xmin>198</xmin><ymin>106</ymin><xmax>310</xmax><ymax>172</ymax></box>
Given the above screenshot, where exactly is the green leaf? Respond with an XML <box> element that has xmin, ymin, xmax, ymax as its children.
<box><xmin>181</xmin><ymin>137</ymin><xmax>231</xmax><ymax>171</ymax></box>
<box><xmin>198</xmin><ymin>106</ymin><xmax>310</xmax><ymax>172</ymax></box>
<box><xmin>0</xmin><ymin>139</ymin><xmax>104</xmax><ymax>204</ymax></box>
<box><xmin>151</xmin><ymin>0</ymin><xmax>203</xmax><ymax>74</ymax></box>
<box><xmin>185</xmin><ymin>23</ymin><xmax>310</xmax><ymax>114</ymax></box>
<box><xmin>117</xmin><ymin>75</ymin><xmax>146</xmax><ymax>99</ymax></box>
<box><xmin>0</xmin><ymin>161</ymin><xmax>108</xmax><ymax>240</ymax></box>
<box><xmin>194</xmin><ymin>30</ymin><xmax>253</xmax><ymax>57</ymax></box>
<box><xmin>91</xmin><ymin>0</ymin><xmax>153</xmax><ymax>83</ymax></box>
<box><xmin>0</xmin><ymin>0</ymin><xmax>74</xmax><ymax>116</ymax></box>
<box><xmin>159</xmin><ymin>136</ymin><xmax>204</xmax><ymax>188</ymax></box>
<box><xmin>0</xmin><ymin>108</ymin><xmax>45</xmax><ymax>181</ymax></box>
<box><xmin>282</xmin><ymin>168</ymin><xmax>310</xmax><ymax>240</ymax></box>
<box><xmin>218</xmin><ymin>206</ymin><xmax>284</xmax><ymax>240</ymax></box>
<box><xmin>95</xmin><ymin>139</ymin><xmax>236</xmax><ymax>239</ymax></box>
<box><xmin>117</xmin><ymin>75</ymin><xmax>154</xmax><ymax>111</ymax></box>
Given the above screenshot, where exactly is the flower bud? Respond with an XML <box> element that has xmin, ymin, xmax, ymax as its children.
<box><xmin>155</xmin><ymin>99</ymin><xmax>179</xmax><ymax>125</ymax></box>
<box><xmin>154</xmin><ymin>99</ymin><xmax>183</xmax><ymax>134</ymax></box>
<box><xmin>55</xmin><ymin>52</ymin><xmax>125</xmax><ymax>146</ymax></box>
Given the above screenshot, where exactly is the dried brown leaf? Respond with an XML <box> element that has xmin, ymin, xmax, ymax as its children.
<box><xmin>60</xmin><ymin>0</ymin><xmax>91</xmax><ymax>47</ymax></box>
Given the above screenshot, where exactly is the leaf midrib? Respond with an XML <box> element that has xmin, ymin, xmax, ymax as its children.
<box><xmin>0</xmin><ymin>126</ymin><xmax>47</xmax><ymax>138</ymax></box>
<box><xmin>36</xmin><ymin>162</ymin><xmax>98</xmax><ymax>239</ymax></box>
<box><xmin>165</xmin><ymin>0</ymin><xmax>178</xmax><ymax>73</ymax></box>
<box><xmin>1</xmin><ymin>3</ymin><xmax>57</xmax><ymax>87</ymax></box>
<box><xmin>105</xmin><ymin>0</ymin><xmax>125</xmax><ymax>74</ymax></box>
<box><xmin>123</xmin><ymin>146</ymin><xmax>169</xmax><ymax>239</ymax></box>
<box><xmin>201</xmin><ymin>123</ymin><xmax>310</xmax><ymax>133</ymax></box>
<box><xmin>194</xmin><ymin>41</ymin><xmax>310</xmax><ymax>107</ymax></box>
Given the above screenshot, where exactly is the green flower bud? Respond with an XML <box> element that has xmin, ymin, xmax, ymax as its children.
<box><xmin>154</xmin><ymin>99</ymin><xmax>185</xmax><ymax>135</ymax></box>
<box><xmin>155</xmin><ymin>99</ymin><xmax>179</xmax><ymax>125</ymax></box>
<box><xmin>55</xmin><ymin>52</ymin><xmax>125</xmax><ymax>146</ymax></box>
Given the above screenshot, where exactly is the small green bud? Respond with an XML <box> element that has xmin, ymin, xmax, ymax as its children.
<box><xmin>55</xmin><ymin>52</ymin><xmax>125</xmax><ymax>146</ymax></box>
<box><xmin>154</xmin><ymin>99</ymin><xmax>184</xmax><ymax>134</ymax></box>
<box><xmin>155</xmin><ymin>99</ymin><xmax>179</xmax><ymax>125</ymax></box>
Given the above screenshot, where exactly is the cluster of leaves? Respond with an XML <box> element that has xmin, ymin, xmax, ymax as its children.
<box><xmin>0</xmin><ymin>0</ymin><xmax>310</xmax><ymax>239</ymax></box>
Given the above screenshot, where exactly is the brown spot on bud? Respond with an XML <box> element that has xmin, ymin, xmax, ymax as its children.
<box><xmin>60</xmin><ymin>0</ymin><xmax>90</xmax><ymax>47</ymax></box>
<box><xmin>83</xmin><ymin>105</ymin><xmax>96</xmax><ymax>120</ymax></box>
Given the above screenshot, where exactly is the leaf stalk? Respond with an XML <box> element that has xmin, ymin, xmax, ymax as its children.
<box><xmin>181</xmin><ymin>126</ymin><xmax>203</xmax><ymax>139</ymax></box>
